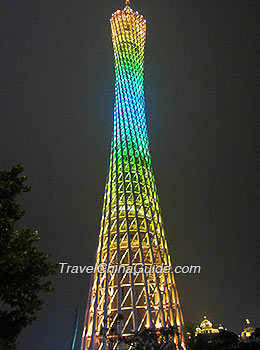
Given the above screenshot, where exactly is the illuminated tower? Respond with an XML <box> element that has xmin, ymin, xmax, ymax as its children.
<box><xmin>81</xmin><ymin>1</ymin><xmax>185</xmax><ymax>349</ymax></box>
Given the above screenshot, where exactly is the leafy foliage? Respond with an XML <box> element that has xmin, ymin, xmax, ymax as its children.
<box><xmin>216</xmin><ymin>330</ymin><xmax>239</xmax><ymax>348</ymax></box>
<box><xmin>101</xmin><ymin>320</ymin><xmax>179</xmax><ymax>350</ymax></box>
<box><xmin>122</xmin><ymin>327</ymin><xmax>179</xmax><ymax>350</ymax></box>
<box><xmin>251</xmin><ymin>328</ymin><xmax>260</xmax><ymax>340</ymax></box>
<box><xmin>0</xmin><ymin>165</ymin><xmax>56</xmax><ymax>349</ymax></box>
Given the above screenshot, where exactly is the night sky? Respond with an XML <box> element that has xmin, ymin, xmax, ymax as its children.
<box><xmin>1</xmin><ymin>0</ymin><xmax>260</xmax><ymax>349</ymax></box>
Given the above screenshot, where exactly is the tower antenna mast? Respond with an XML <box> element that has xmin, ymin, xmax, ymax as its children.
<box><xmin>126</xmin><ymin>0</ymin><xmax>130</xmax><ymax>6</ymax></box>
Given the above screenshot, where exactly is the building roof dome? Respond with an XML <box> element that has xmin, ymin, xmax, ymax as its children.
<box><xmin>200</xmin><ymin>316</ymin><xmax>213</xmax><ymax>329</ymax></box>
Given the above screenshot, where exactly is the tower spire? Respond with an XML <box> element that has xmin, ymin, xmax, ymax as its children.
<box><xmin>125</xmin><ymin>0</ymin><xmax>130</xmax><ymax>6</ymax></box>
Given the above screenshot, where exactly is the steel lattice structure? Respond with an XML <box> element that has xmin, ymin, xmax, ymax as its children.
<box><xmin>81</xmin><ymin>2</ymin><xmax>185</xmax><ymax>350</ymax></box>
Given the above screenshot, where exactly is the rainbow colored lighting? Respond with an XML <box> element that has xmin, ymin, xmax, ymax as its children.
<box><xmin>81</xmin><ymin>3</ymin><xmax>185</xmax><ymax>350</ymax></box>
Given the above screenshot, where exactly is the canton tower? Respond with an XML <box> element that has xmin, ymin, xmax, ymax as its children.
<box><xmin>81</xmin><ymin>1</ymin><xmax>185</xmax><ymax>349</ymax></box>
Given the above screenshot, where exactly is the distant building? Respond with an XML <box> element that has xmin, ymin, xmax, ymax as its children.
<box><xmin>241</xmin><ymin>319</ymin><xmax>255</xmax><ymax>340</ymax></box>
<box><xmin>195</xmin><ymin>316</ymin><xmax>223</xmax><ymax>336</ymax></box>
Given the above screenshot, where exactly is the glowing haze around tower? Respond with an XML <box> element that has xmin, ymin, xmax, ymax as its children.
<box><xmin>81</xmin><ymin>2</ymin><xmax>185</xmax><ymax>350</ymax></box>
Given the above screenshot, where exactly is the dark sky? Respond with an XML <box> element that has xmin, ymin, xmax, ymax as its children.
<box><xmin>1</xmin><ymin>0</ymin><xmax>260</xmax><ymax>349</ymax></box>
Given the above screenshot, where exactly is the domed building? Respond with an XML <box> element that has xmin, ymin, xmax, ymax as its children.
<box><xmin>195</xmin><ymin>316</ymin><xmax>220</xmax><ymax>336</ymax></box>
<box><xmin>241</xmin><ymin>319</ymin><xmax>255</xmax><ymax>340</ymax></box>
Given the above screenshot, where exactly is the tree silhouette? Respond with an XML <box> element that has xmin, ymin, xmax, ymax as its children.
<box><xmin>251</xmin><ymin>327</ymin><xmax>260</xmax><ymax>341</ymax></box>
<box><xmin>0</xmin><ymin>165</ymin><xmax>56</xmax><ymax>349</ymax></box>
<box><xmin>121</xmin><ymin>326</ymin><xmax>179</xmax><ymax>350</ymax></box>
